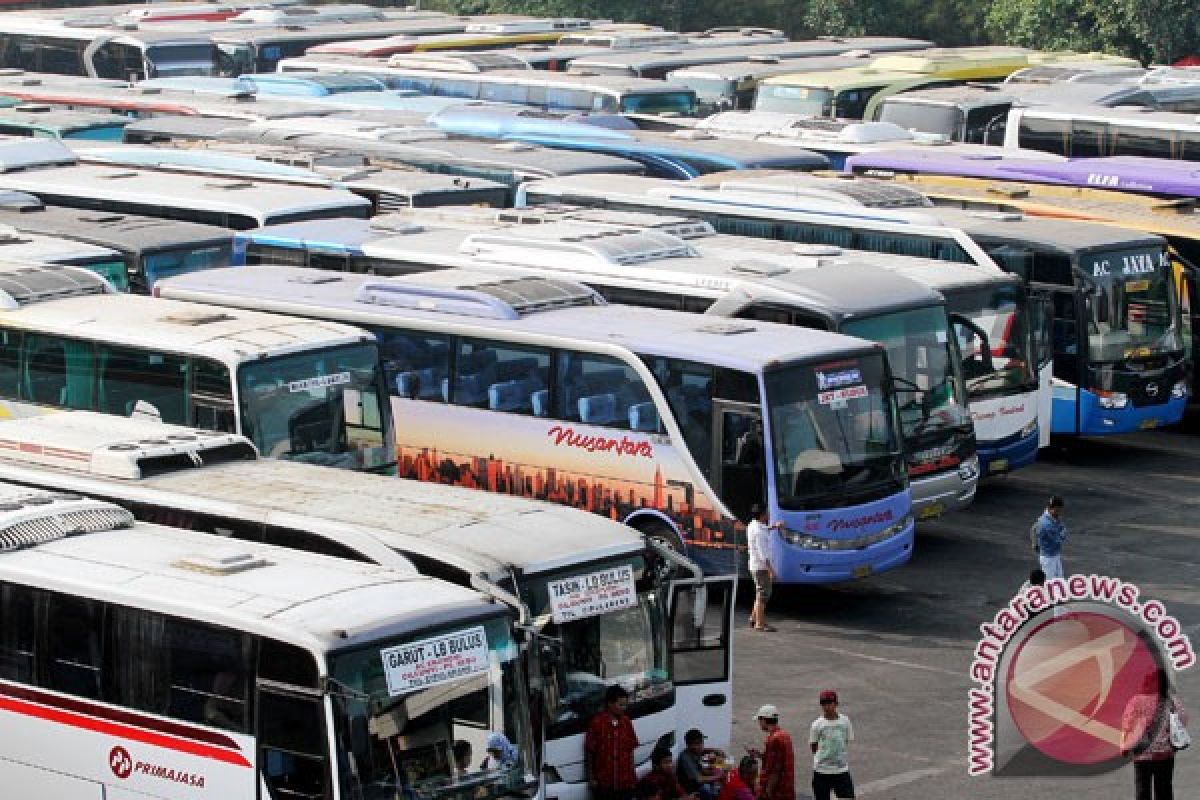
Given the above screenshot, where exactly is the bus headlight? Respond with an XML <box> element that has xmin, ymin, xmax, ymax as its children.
<box><xmin>1172</xmin><ymin>381</ymin><xmax>1188</xmax><ymax>399</ymax></box>
<box><xmin>781</xmin><ymin>516</ymin><xmax>912</xmax><ymax>550</ymax></box>
<box><xmin>957</xmin><ymin>455</ymin><xmax>980</xmax><ymax>482</ymax></box>
<box><xmin>1097</xmin><ymin>391</ymin><xmax>1128</xmax><ymax>409</ymax></box>
<box><xmin>1020</xmin><ymin>419</ymin><xmax>1039</xmax><ymax>440</ymax></box>
<box><xmin>780</xmin><ymin>529</ymin><xmax>830</xmax><ymax>549</ymax></box>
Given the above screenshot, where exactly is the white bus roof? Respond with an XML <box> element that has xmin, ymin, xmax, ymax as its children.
<box><xmin>157</xmin><ymin>264</ymin><xmax>883</xmax><ymax>373</ymax></box>
<box><xmin>337</xmin><ymin>216</ymin><xmax>945</xmax><ymax>321</ymax></box>
<box><xmin>0</xmin><ymin>141</ymin><xmax>370</xmax><ymax>224</ymax></box>
<box><xmin>0</xmin><ymin>263</ymin><xmax>372</xmax><ymax>363</ymax></box>
<box><xmin>0</xmin><ymin>223</ymin><xmax>123</xmax><ymax>264</ymax></box>
<box><xmin>0</xmin><ymin>482</ymin><xmax>500</xmax><ymax>654</ymax></box>
<box><xmin>0</xmin><ymin>411</ymin><xmax>650</xmax><ymax>579</ymax></box>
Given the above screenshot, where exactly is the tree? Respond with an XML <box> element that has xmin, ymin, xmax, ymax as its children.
<box><xmin>985</xmin><ymin>0</ymin><xmax>1200</xmax><ymax>64</ymax></box>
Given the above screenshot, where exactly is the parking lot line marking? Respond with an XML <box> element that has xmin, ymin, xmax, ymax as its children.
<box><xmin>806</xmin><ymin>644</ymin><xmax>964</xmax><ymax>678</ymax></box>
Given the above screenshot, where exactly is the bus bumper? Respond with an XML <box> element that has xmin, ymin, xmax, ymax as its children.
<box><xmin>911</xmin><ymin>464</ymin><xmax>977</xmax><ymax>521</ymax></box>
<box><xmin>1076</xmin><ymin>393</ymin><xmax>1187</xmax><ymax>435</ymax></box>
<box><xmin>771</xmin><ymin>491</ymin><xmax>914</xmax><ymax>584</ymax></box>
<box><xmin>977</xmin><ymin>428</ymin><xmax>1039</xmax><ymax>476</ymax></box>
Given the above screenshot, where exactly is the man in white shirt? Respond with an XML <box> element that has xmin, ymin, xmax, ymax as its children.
<box><xmin>747</xmin><ymin>503</ymin><xmax>782</xmax><ymax>632</ymax></box>
<box><xmin>809</xmin><ymin>690</ymin><xmax>855</xmax><ymax>800</ymax></box>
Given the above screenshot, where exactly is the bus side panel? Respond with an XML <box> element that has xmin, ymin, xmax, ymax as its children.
<box><xmin>0</xmin><ymin>681</ymin><xmax>257</xmax><ymax>799</ymax></box>
<box><xmin>0</xmin><ymin>757</ymin><xmax>104</xmax><ymax>799</ymax></box>
<box><xmin>391</xmin><ymin>399</ymin><xmax>742</xmax><ymax>575</ymax></box>
<box><xmin>0</xmin><ymin>400</ymin><xmax>60</xmax><ymax>422</ymax></box>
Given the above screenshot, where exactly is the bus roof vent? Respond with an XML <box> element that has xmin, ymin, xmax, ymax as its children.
<box><xmin>369</xmin><ymin>218</ymin><xmax>425</xmax><ymax>235</ymax></box>
<box><xmin>99</xmin><ymin>170</ymin><xmax>140</xmax><ymax>180</ymax></box>
<box><xmin>175</xmin><ymin>547</ymin><xmax>270</xmax><ymax>575</ymax></box>
<box><xmin>462</xmin><ymin>226</ymin><xmax>697</xmax><ymax>266</ymax></box>
<box><xmin>205</xmin><ymin>180</ymin><xmax>256</xmax><ymax>190</ymax></box>
<box><xmin>794</xmin><ymin>244</ymin><xmax>844</xmax><ymax>257</ymax></box>
<box><xmin>670</xmin><ymin>129</ymin><xmax>716</xmax><ymax>140</ymax></box>
<box><xmin>0</xmin><ymin>488</ymin><xmax>134</xmax><ymax>553</ymax></box>
<box><xmin>0</xmin><ymin>224</ymin><xmax>28</xmax><ymax>244</ymax></box>
<box><xmin>287</xmin><ymin>273</ymin><xmax>344</xmax><ymax>285</ymax></box>
<box><xmin>694</xmin><ymin>321</ymin><xmax>757</xmax><ymax>335</ymax></box>
<box><xmin>967</xmin><ymin>210</ymin><xmax>1025</xmax><ymax>222</ymax></box>
<box><xmin>158</xmin><ymin>311</ymin><xmax>237</xmax><ymax>326</ymax></box>
<box><xmin>565</xmin><ymin>208</ymin><xmax>717</xmax><ymax>239</ymax></box>
<box><xmin>356</xmin><ymin>276</ymin><xmax>602</xmax><ymax>319</ymax></box>
<box><xmin>0</xmin><ymin>264</ymin><xmax>113</xmax><ymax>310</ymax></box>
<box><xmin>13</xmin><ymin>104</ymin><xmax>52</xmax><ymax>114</ymax></box>
<box><xmin>492</xmin><ymin>141</ymin><xmax>538</xmax><ymax>152</ymax></box>
<box><xmin>730</xmin><ymin>262</ymin><xmax>791</xmax><ymax>277</ymax></box>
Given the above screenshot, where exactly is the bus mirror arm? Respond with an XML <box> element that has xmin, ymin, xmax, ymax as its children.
<box><xmin>646</xmin><ymin>538</ymin><xmax>704</xmax><ymax>584</ymax></box>
<box><xmin>470</xmin><ymin>572</ymin><xmax>532</xmax><ymax>629</ymax></box>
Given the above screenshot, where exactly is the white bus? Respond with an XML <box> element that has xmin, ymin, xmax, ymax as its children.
<box><xmin>156</xmin><ymin>266</ymin><xmax>917</xmax><ymax>585</ymax></box>
<box><xmin>0</xmin><ymin>480</ymin><xmax>539</xmax><ymax>800</ymax></box>
<box><xmin>1002</xmin><ymin>103</ymin><xmax>1200</xmax><ymax>161</ymax></box>
<box><xmin>0</xmin><ymin>19</ymin><xmax>218</xmax><ymax>79</ymax></box>
<box><xmin>514</xmin><ymin>172</ymin><xmax>999</xmax><ymax>268</ymax></box>
<box><xmin>0</xmin><ymin>139</ymin><xmax>370</xmax><ymax>230</ymax></box>
<box><xmin>265</xmin><ymin>206</ymin><xmax>982</xmax><ymax>516</ymax></box>
<box><xmin>0</xmin><ymin>263</ymin><xmax>393</xmax><ymax>472</ymax></box>
<box><xmin>0</xmin><ymin>219</ymin><xmax>128</xmax><ymax>290</ymax></box>
<box><xmin>0</xmin><ymin>410</ymin><xmax>735</xmax><ymax>800</ymax></box>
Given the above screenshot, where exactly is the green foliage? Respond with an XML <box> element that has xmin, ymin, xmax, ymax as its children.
<box><xmin>984</xmin><ymin>0</ymin><xmax>1200</xmax><ymax>64</ymax></box>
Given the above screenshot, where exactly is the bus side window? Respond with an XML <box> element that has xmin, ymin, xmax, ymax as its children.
<box><xmin>97</xmin><ymin>344</ymin><xmax>189</xmax><ymax>423</ymax></box>
<box><xmin>460</xmin><ymin>339</ymin><xmax>550</xmax><ymax>416</ymax></box>
<box><xmin>191</xmin><ymin>357</ymin><xmax>237</xmax><ymax>432</ymax></box>
<box><xmin>1070</xmin><ymin>120</ymin><xmax>1109</xmax><ymax>158</ymax></box>
<box><xmin>257</xmin><ymin>640</ymin><xmax>327</xmax><ymax>800</ymax></box>
<box><xmin>1181</xmin><ymin>132</ymin><xmax>1200</xmax><ymax>161</ymax></box>
<box><xmin>42</xmin><ymin>593</ymin><xmax>105</xmax><ymax>700</ymax></box>
<box><xmin>380</xmin><ymin>329</ymin><xmax>451</xmax><ymax>403</ymax></box>
<box><xmin>22</xmin><ymin>334</ymin><xmax>95</xmax><ymax>410</ymax></box>
<box><xmin>644</xmin><ymin>356</ymin><xmax>713</xmax><ymax>475</ymax></box>
<box><xmin>0</xmin><ymin>582</ymin><xmax>36</xmax><ymax>683</ymax></box>
<box><xmin>0</xmin><ymin>329</ymin><xmax>21</xmax><ymax>397</ymax></box>
<box><xmin>1112</xmin><ymin>125</ymin><xmax>1173</xmax><ymax>159</ymax></box>
<box><xmin>1018</xmin><ymin>115</ymin><xmax>1069</xmax><ymax>156</ymax></box>
<box><xmin>597</xmin><ymin>285</ymin><xmax>683</xmax><ymax>310</ymax></box>
<box><xmin>557</xmin><ymin>351</ymin><xmax>654</xmax><ymax>431</ymax></box>
<box><xmin>1050</xmin><ymin>291</ymin><xmax>1080</xmax><ymax>373</ymax></box>
<box><xmin>93</xmin><ymin>41</ymin><xmax>144</xmax><ymax>81</ymax></box>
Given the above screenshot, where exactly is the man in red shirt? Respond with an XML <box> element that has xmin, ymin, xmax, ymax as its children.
<box><xmin>716</xmin><ymin>756</ymin><xmax>758</xmax><ymax>800</ymax></box>
<box><xmin>754</xmin><ymin>704</ymin><xmax>795</xmax><ymax>800</ymax></box>
<box><xmin>586</xmin><ymin>685</ymin><xmax>640</xmax><ymax>800</ymax></box>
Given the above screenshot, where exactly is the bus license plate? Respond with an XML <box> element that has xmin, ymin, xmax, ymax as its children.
<box><xmin>918</xmin><ymin>503</ymin><xmax>944</xmax><ymax>521</ymax></box>
<box><xmin>1140</xmin><ymin>419</ymin><xmax>1159</xmax><ymax>430</ymax></box>
<box><xmin>853</xmin><ymin>565</ymin><xmax>872</xmax><ymax>579</ymax></box>
<box><xmin>988</xmin><ymin>458</ymin><xmax>1009</xmax><ymax>474</ymax></box>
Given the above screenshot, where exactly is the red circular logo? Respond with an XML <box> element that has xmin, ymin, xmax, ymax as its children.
<box><xmin>109</xmin><ymin>746</ymin><xmax>133</xmax><ymax>780</ymax></box>
<box><xmin>1006</xmin><ymin>611</ymin><xmax>1160</xmax><ymax>765</ymax></box>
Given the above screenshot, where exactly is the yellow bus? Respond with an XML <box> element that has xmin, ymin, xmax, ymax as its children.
<box><xmin>753</xmin><ymin>46</ymin><xmax>1036</xmax><ymax>120</ymax></box>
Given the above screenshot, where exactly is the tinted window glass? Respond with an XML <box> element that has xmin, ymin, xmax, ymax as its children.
<box><xmin>644</xmin><ymin>357</ymin><xmax>713</xmax><ymax>474</ymax></box>
<box><xmin>0</xmin><ymin>329</ymin><xmax>20</xmax><ymax>396</ymax></box>
<box><xmin>0</xmin><ymin>582</ymin><xmax>35</xmax><ymax>683</ymax></box>
<box><xmin>1018</xmin><ymin>115</ymin><xmax>1069</xmax><ymax>155</ymax></box>
<box><xmin>97</xmin><ymin>344</ymin><xmax>188</xmax><ymax>423</ymax></box>
<box><xmin>452</xmin><ymin>339</ymin><xmax>550</xmax><ymax>416</ymax></box>
<box><xmin>22</xmin><ymin>334</ymin><xmax>94</xmax><ymax>409</ymax></box>
<box><xmin>44</xmin><ymin>594</ymin><xmax>104</xmax><ymax>699</ymax></box>
<box><xmin>259</xmin><ymin>691</ymin><xmax>328</xmax><ymax>799</ymax></box>
<box><xmin>1111</xmin><ymin>125</ymin><xmax>1173</xmax><ymax>159</ymax></box>
<box><xmin>557</xmin><ymin>351</ymin><xmax>653</xmax><ymax>431</ymax></box>
<box><xmin>380</xmin><ymin>329</ymin><xmax>452</xmax><ymax>403</ymax></box>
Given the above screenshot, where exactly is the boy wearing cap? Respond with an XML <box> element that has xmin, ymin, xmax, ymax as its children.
<box><xmin>753</xmin><ymin>705</ymin><xmax>795</xmax><ymax>800</ymax></box>
<box><xmin>809</xmin><ymin>691</ymin><xmax>855</xmax><ymax>800</ymax></box>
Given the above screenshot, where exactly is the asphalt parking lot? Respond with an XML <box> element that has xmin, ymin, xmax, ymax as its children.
<box><xmin>730</xmin><ymin>418</ymin><xmax>1200</xmax><ymax>799</ymax></box>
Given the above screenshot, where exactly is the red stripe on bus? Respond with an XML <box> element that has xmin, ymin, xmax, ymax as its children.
<box><xmin>0</xmin><ymin>685</ymin><xmax>251</xmax><ymax>768</ymax></box>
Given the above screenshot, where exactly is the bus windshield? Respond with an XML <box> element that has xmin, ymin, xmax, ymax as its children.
<box><xmin>142</xmin><ymin>244</ymin><xmax>233</xmax><ymax>291</ymax></box>
<box><xmin>1083</xmin><ymin>252</ymin><xmax>1183</xmax><ymax>363</ymax></box>
<box><xmin>947</xmin><ymin>284</ymin><xmax>1036</xmax><ymax>399</ymax></box>
<box><xmin>236</xmin><ymin>343</ymin><xmax>391</xmax><ymax>471</ymax></box>
<box><xmin>755</xmin><ymin>85</ymin><xmax>831</xmax><ymax>116</ymax></box>
<box><xmin>765</xmin><ymin>353</ymin><xmax>902</xmax><ymax>511</ymax></box>
<box><xmin>521</xmin><ymin>555</ymin><xmax>670</xmax><ymax>739</ymax></box>
<box><xmin>878</xmin><ymin>103</ymin><xmax>962</xmax><ymax>138</ymax></box>
<box><xmin>329</xmin><ymin>615</ymin><xmax>533</xmax><ymax>800</ymax></box>
<box><xmin>74</xmin><ymin>259</ymin><xmax>129</xmax><ymax>292</ymax></box>
<box><xmin>620</xmin><ymin>91</ymin><xmax>697</xmax><ymax>115</ymax></box>
<box><xmin>145</xmin><ymin>43</ymin><xmax>217</xmax><ymax>77</ymax></box>
<box><xmin>843</xmin><ymin>307</ymin><xmax>967</xmax><ymax>444</ymax></box>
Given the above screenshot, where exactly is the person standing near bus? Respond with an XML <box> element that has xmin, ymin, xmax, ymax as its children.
<box><xmin>1033</xmin><ymin>495</ymin><xmax>1068</xmax><ymax>579</ymax></box>
<box><xmin>586</xmin><ymin>685</ymin><xmax>640</xmax><ymax>800</ymax></box>
<box><xmin>809</xmin><ymin>690</ymin><xmax>855</xmax><ymax>800</ymax></box>
<box><xmin>752</xmin><ymin>704</ymin><xmax>795</xmax><ymax>800</ymax></box>
<box><xmin>748</xmin><ymin>505</ymin><xmax>783</xmax><ymax>632</ymax></box>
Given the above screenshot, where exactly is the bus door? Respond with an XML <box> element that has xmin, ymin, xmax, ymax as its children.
<box><xmin>1029</xmin><ymin>292</ymin><xmax>1055</xmax><ymax>447</ymax></box>
<box><xmin>668</xmin><ymin>576</ymin><xmax>736</xmax><ymax>751</ymax></box>
<box><xmin>712</xmin><ymin>400</ymin><xmax>764</xmax><ymax>524</ymax></box>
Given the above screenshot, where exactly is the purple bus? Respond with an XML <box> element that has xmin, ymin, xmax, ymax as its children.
<box><xmin>845</xmin><ymin>150</ymin><xmax>1200</xmax><ymax>200</ymax></box>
